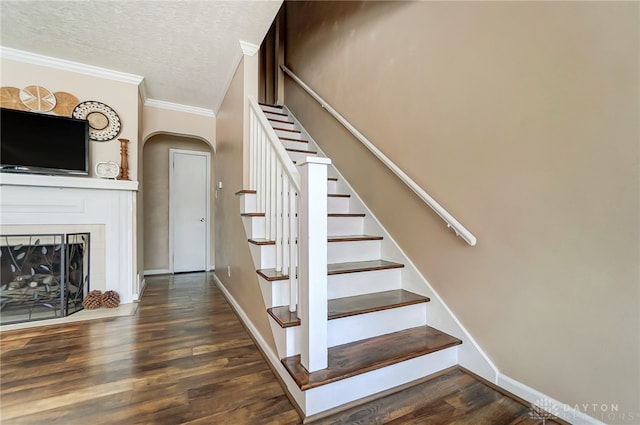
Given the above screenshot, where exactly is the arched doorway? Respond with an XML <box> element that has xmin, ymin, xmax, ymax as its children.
<box><xmin>142</xmin><ymin>134</ymin><xmax>215</xmax><ymax>275</ymax></box>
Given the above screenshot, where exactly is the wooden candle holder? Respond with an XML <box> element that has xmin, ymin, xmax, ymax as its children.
<box><xmin>118</xmin><ymin>138</ymin><xmax>129</xmax><ymax>180</ymax></box>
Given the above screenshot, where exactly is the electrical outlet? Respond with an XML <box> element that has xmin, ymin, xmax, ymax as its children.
<box><xmin>227</xmin><ymin>265</ymin><xmax>231</xmax><ymax>277</ymax></box>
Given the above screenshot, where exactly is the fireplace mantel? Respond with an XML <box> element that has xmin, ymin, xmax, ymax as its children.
<box><xmin>0</xmin><ymin>173</ymin><xmax>139</xmax><ymax>304</ymax></box>
<box><xmin>0</xmin><ymin>172</ymin><xmax>138</xmax><ymax>191</ymax></box>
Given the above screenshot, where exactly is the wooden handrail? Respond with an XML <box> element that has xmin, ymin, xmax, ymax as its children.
<box><xmin>280</xmin><ymin>65</ymin><xmax>477</xmax><ymax>246</ymax></box>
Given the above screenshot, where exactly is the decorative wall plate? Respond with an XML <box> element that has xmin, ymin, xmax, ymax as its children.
<box><xmin>0</xmin><ymin>87</ymin><xmax>29</xmax><ymax>111</ymax></box>
<box><xmin>95</xmin><ymin>161</ymin><xmax>120</xmax><ymax>179</ymax></box>
<box><xmin>53</xmin><ymin>92</ymin><xmax>79</xmax><ymax>117</ymax></box>
<box><xmin>72</xmin><ymin>101</ymin><xmax>121</xmax><ymax>141</ymax></box>
<box><xmin>20</xmin><ymin>85</ymin><xmax>56</xmax><ymax>112</ymax></box>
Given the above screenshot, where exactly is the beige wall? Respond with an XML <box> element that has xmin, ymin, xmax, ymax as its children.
<box><xmin>142</xmin><ymin>134</ymin><xmax>214</xmax><ymax>272</ymax></box>
<box><xmin>285</xmin><ymin>1</ymin><xmax>639</xmax><ymax>420</ymax></box>
<box><xmin>215</xmin><ymin>56</ymin><xmax>276</xmax><ymax>351</ymax></box>
<box><xmin>1</xmin><ymin>58</ymin><xmax>140</xmax><ymax>180</ymax></box>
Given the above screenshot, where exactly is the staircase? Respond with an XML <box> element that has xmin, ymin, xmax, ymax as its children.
<box><xmin>236</xmin><ymin>101</ymin><xmax>464</xmax><ymax>417</ymax></box>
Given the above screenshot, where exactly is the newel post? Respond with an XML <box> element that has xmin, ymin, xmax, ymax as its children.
<box><xmin>298</xmin><ymin>156</ymin><xmax>331</xmax><ymax>372</ymax></box>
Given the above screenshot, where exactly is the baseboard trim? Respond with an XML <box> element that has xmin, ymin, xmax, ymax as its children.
<box><xmin>143</xmin><ymin>269</ymin><xmax>171</xmax><ymax>276</ymax></box>
<box><xmin>497</xmin><ymin>373</ymin><xmax>605</xmax><ymax>425</ymax></box>
<box><xmin>212</xmin><ymin>274</ymin><xmax>305</xmax><ymax>420</ymax></box>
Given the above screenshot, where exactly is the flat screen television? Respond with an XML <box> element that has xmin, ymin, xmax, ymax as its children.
<box><xmin>0</xmin><ymin>107</ymin><xmax>89</xmax><ymax>176</ymax></box>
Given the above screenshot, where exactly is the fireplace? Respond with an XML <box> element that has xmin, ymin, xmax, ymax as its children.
<box><xmin>0</xmin><ymin>232</ymin><xmax>90</xmax><ymax>325</ymax></box>
<box><xmin>0</xmin><ymin>173</ymin><xmax>139</xmax><ymax>316</ymax></box>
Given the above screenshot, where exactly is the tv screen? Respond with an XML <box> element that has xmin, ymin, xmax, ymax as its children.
<box><xmin>0</xmin><ymin>107</ymin><xmax>89</xmax><ymax>176</ymax></box>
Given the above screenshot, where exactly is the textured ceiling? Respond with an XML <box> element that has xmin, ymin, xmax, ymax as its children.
<box><xmin>0</xmin><ymin>0</ymin><xmax>283</xmax><ymax>113</ymax></box>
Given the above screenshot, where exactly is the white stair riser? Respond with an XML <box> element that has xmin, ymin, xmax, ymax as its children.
<box><xmin>328</xmin><ymin>303</ymin><xmax>428</xmax><ymax>347</ymax></box>
<box><xmin>275</xmin><ymin>129</ymin><xmax>306</xmax><ymax>140</ymax></box>
<box><xmin>328</xmin><ymin>268</ymin><xmax>402</xmax><ymax>298</ymax></box>
<box><xmin>287</xmin><ymin>150</ymin><xmax>317</xmax><ymax>164</ymax></box>
<box><xmin>269</xmin><ymin>317</ymin><xmax>302</xmax><ymax>359</ymax></box>
<box><xmin>304</xmin><ymin>346</ymin><xmax>458</xmax><ymax>416</ymax></box>
<box><xmin>249</xmin><ymin>243</ymin><xmax>276</xmax><ymax>269</ymax></box>
<box><xmin>281</xmin><ymin>139</ymin><xmax>310</xmax><ymax>151</ymax></box>
<box><xmin>328</xmin><ymin>216</ymin><xmax>364</xmax><ymax>235</ymax></box>
<box><xmin>258</xmin><ymin>276</ymin><xmax>290</xmax><ymax>308</ymax></box>
<box><xmin>327</xmin><ymin>239</ymin><xmax>381</xmax><ymax>263</ymax></box>
<box><xmin>239</xmin><ymin>193</ymin><xmax>256</xmax><ymax>214</ymax></box>
<box><xmin>241</xmin><ymin>215</ymin><xmax>265</xmax><ymax>239</ymax></box>
<box><xmin>327</xmin><ymin>180</ymin><xmax>338</xmax><ymax>193</ymax></box>
<box><xmin>327</xmin><ymin>196</ymin><xmax>350</xmax><ymax>214</ymax></box>
<box><xmin>269</xmin><ymin>120</ymin><xmax>297</xmax><ymax>131</ymax></box>
<box><xmin>264</xmin><ymin>111</ymin><xmax>293</xmax><ymax>122</ymax></box>
<box><xmin>260</xmin><ymin>105</ymin><xmax>285</xmax><ymax>114</ymax></box>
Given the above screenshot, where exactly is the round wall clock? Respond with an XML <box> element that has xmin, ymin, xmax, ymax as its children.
<box><xmin>72</xmin><ymin>101</ymin><xmax>121</xmax><ymax>141</ymax></box>
<box><xmin>95</xmin><ymin>161</ymin><xmax>120</xmax><ymax>179</ymax></box>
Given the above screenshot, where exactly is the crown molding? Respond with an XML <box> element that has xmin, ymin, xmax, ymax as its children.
<box><xmin>144</xmin><ymin>98</ymin><xmax>215</xmax><ymax>117</ymax></box>
<box><xmin>239</xmin><ymin>40</ymin><xmax>259</xmax><ymax>56</ymax></box>
<box><xmin>0</xmin><ymin>46</ymin><xmax>144</xmax><ymax>85</ymax></box>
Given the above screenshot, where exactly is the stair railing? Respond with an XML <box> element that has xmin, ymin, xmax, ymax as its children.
<box><xmin>249</xmin><ymin>97</ymin><xmax>301</xmax><ymax>312</ymax></box>
<box><xmin>248</xmin><ymin>97</ymin><xmax>329</xmax><ymax>372</ymax></box>
<box><xmin>281</xmin><ymin>65</ymin><xmax>477</xmax><ymax>247</ymax></box>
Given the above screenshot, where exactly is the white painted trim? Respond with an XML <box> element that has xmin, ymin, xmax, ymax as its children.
<box><xmin>0</xmin><ymin>47</ymin><xmax>144</xmax><ymax>85</ymax></box>
<box><xmin>169</xmin><ymin>149</ymin><xmax>211</xmax><ymax>274</ymax></box>
<box><xmin>143</xmin><ymin>269</ymin><xmax>171</xmax><ymax>276</ymax></box>
<box><xmin>207</xmin><ymin>263</ymin><xmax>216</xmax><ymax>272</ymax></box>
<box><xmin>498</xmin><ymin>374</ymin><xmax>605</xmax><ymax>425</ymax></box>
<box><xmin>239</xmin><ymin>40</ymin><xmax>260</xmax><ymax>56</ymax></box>
<box><xmin>281</xmin><ymin>65</ymin><xmax>477</xmax><ymax>246</ymax></box>
<box><xmin>213</xmin><ymin>50</ymin><xmax>243</xmax><ymax>115</ymax></box>
<box><xmin>144</xmin><ymin>98</ymin><xmax>214</xmax><ymax>117</ymax></box>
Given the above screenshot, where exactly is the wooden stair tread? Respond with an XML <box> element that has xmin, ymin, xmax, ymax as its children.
<box><xmin>328</xmin><ymin>213</ymin><xmax>365</xmax><ymax>217</ymax></box>
<box><xmin>280</xmin><ymin>136</ymin><xmax>308</xmax><ymax>143</ymax></box>
<box><xmin>328</xmin><ymin>235</ymin><xmax>382</xmax><ymax>242</ymax></box>
<box><xmin>267</xmin><ymin>306</ymin><xmax>300</xmax><ymax>328</ymax></box>
<box><xmin>328</xmin><ymin>259</ymin><xmax>404</xmax><ymax>275</ymax></box>
<box><xmin>328</xmin><ymin>193</ymin><xmax>350</xmax><ymax>198</ymax></box>
<box><xmin>259</xmin><ymin>102</ymin><xmax>283</xmax><ymax>108</ymax></box>
<box><xmin>328</xmin><ymin>177</ymin><xmax>338</xmax><ymax>181</ymax></box>
<box><xmin>248</xmin><ymin>238</ymin><xmax>274</xmax><ymax>246</ymax></box>
<box><xmin>256</xmin><ymin>268</ymin><xmax>289</xmax><ymax>281</ymax></box>
<box><xmin>282</xmin><ymin>326</ymin><xmax>462</xmax><ymax>390</ymax></box>
<box><xmin>235</xmin><ymin>189</ymin><xmax>256</xmax><ymax>195</ymax></box>
<box><xmin>272</xmin><ymin>127</ymin><xmax>301</xmax><ymax>133</ymax></box>
<box><xmin>286</xmin><ymin>147</ymin><xmax>318</xmax><ymax>154</ymax></box>
<box><xmin>240</xmin><ymin>212</ymin><xmax>264</xmax><ymax>217</ymax></box>
<box><xmin>268</xmin><ymin>118</ymin><xmax>293</xmax><ymax>125</ymax></box>
<box><xmin>269</xmin><ymin>289</ymin><xmax>429</xmax><ymax>328</ymax></box>
<box><xmin>329</xmin><ymin>289</ymin><xmax>429</xmax><ymax>319</ymax></box>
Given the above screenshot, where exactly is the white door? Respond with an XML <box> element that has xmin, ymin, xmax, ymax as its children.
<box><xmin>170</xmin><ymin>149</ymin><xmax>210</xmax><ymax>273</ymax></box>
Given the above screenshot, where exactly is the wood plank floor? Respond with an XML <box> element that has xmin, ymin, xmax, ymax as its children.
<box><xmin>0</xmin><ymin>272</ymin><xmax>561</xmax><ymax>424</ymax></box>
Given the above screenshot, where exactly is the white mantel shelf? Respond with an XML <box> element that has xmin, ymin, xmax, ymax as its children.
<box><xmin>0</xmin><ymin>172</ymin><xmax>139</xmax><ymax>191</ymax></box>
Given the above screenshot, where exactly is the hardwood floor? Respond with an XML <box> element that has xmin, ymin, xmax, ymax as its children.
<box><xmin>0</xmin><ymin>273</ymin><xmax>562</xmax><ymax>425</ymax></box>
